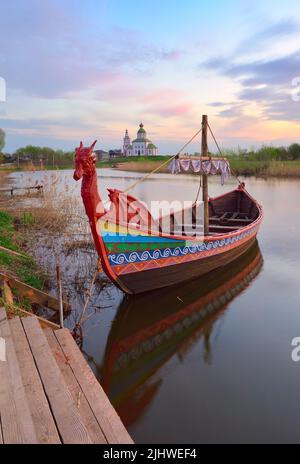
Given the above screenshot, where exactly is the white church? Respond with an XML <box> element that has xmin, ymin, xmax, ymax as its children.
<box><xmin>122</xmin><ymin>123</ymin><xmax>158</xmax><ymax>156</ymax></box>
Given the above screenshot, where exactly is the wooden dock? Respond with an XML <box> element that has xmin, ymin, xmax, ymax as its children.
<box><xmin>0</xmin><ymin>307</ymin><xmax>133</xmax><ymax>444</ymax></box>
<box><xmin>0</xmin><ymin>185</ymin><xmax>43</xmax><ymax>196</ymax></box>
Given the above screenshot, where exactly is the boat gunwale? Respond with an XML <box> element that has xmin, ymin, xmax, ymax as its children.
<box><xmin>97</xmin><ymin>186</ymin><xmax>263</xmax><ymax>244</ymax></box>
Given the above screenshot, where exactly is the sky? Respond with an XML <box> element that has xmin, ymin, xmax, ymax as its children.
<box><xmin>1</xmin><ymin>0</ymin><xmax>300</xmax><ymax>153</ymax></box>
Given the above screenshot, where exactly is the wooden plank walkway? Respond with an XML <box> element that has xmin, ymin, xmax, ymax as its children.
<box><xmin>0</xmin><ymin>307</ymin><xmax>133</xmax><ymax>444</ymax></box>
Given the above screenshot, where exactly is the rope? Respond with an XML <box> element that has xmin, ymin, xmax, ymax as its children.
<box><xmin>123</xmin><ymin>127</ymin><xmax>203</xmax><ymax>194</ymax></box>
<box><xmin>207</xmin><ymin>122</ymin><xmax>242</xmax><ymax>185</ymax></box>
<box><xmin>194</xmin><ymin>174</ymin><xmax>202</xmax><ymax>204</ymax></box>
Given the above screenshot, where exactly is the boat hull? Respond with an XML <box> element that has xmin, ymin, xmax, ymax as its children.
<box><xmin>95</xmin><ymin>187</ymin><xmax>263</xmax><ymax>294</ymax></box>
<box><xmin>118</xmin><ymin>235</ymin><xmax>257</xmax><ymax>293</ymax></box>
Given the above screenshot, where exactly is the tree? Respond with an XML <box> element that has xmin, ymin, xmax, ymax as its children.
<box><xmin>288</xmin><ymin>143</ymin><xmax>300</xmax><ymax>160</ymax></box>
<box><xmin>13</xmin><ymin>145</ymin><xmax>75</xmax><ymax>166</ymax></box>
<box><xmin>0</xmin><ymin>128</ymin><xmax>5</xmax><ymax>153</ymax></box>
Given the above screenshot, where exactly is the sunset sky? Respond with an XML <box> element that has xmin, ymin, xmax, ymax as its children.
<box><xmin>1</xmin><ymin>0</ymin><xmax>300</xmax><ymax>153</ymax></box>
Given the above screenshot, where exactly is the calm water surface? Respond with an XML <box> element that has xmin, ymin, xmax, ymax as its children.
<box><xmin>9</xmin><ymin>169</ymin><xmax>300</xmax><ymax>443</ymax></box>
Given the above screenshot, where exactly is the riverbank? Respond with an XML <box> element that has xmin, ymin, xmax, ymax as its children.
<box><xmin>0</xmin><ymin>209</ymin><xmax>49</xmax><ymax>318</ymax></box>
<box><xmin>0</xmin><ymin>172</ymin><xmax>107</xmax><ymax>332</ymax></box>
<box><xmin>0</xmin><ymin>210</ymin><xmax>46</xmax><ymax>289</ymax></box>
<box><xmin>113</xmin><ymin>158</ymin><xmax>300</xmax><ymax>177</ymax></box>
<box><xmin>3</xmin><ymin>157</ymin><xmax>300</xmax><ymax>177</ymax></box>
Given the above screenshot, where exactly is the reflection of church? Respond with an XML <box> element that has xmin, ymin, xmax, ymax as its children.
<box><xmin>123</xmin><ymin>123</ymin><xmax>158</xmax><ymax>156</ymax></box>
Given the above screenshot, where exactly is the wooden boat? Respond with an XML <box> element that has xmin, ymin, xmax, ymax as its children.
<box><xmin>73</xmin><ymin>116</ymin><xmax>263</xmax><ymax>294</ymax></box>
<box><xmin>100</xmin><ymin>241</ymin><xmax>263</xmax><ymax>423</ymax></box>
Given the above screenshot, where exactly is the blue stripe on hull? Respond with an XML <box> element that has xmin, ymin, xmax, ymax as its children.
<box><xmin>102</xmin><ymin>232</ymin><xmax>184</xmax><ymax>244</ymax></box>
<box><xmin>107</xmin><ymin>228</ymin><xmax>255</xmax><ymax>266</ymax></box>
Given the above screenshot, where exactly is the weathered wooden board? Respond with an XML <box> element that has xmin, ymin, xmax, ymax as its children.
<box><xmin>45</xmin><ymin>328</ymin><xmax>107</xmax><ymax>444</ymax></box>
<box><xmin>0</xmin><ymin>272</ymin><xmax>70</xmax><ymax>314</ymax></box>
<box><xmin>0</xmin><ymin>279</ymin><xmax>14</xmax><ymax>304</ymax></box>
<box><xmin>55</xmin><ymin>328</ymin><xmax>133</xmax><ymax>444</ymax></box>
<box><xmin>9</xmin><ymin>304</ymin><xmax>60</xmax><ymax>330</ymax></box>
<box><xmin>9</xmin><ymin>317</ymin><xmax>61</xmax><ymax>444</ymax></box>
<box><xmin>0</xmin><ymin>308</ymin><xmax>37</xmax><ymax>444</ymax></box>
<box><xmin>0</xmin><ymin>418</ymin><xmax>3</xmax><ymax>444</ymax></box>
<box><xmin>0</xmin><ymin>246</ymin><xmax>28</xmax><ymax>258</ymax></box>
<box><xmin>0</xmin><ymin>308</ymin><xmax>132</xmax><ymax>445</ymax></box>
<box><xmin>22</xmin><ymin>317</ymin><xmax>92</xmax><ymax>444</ymax></box>
<box><xmin>0</xmin><ymin>309</ymin><xmax>23</xmax><ymax>444</ymax></box>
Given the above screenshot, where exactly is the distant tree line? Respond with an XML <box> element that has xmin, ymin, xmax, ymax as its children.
<box><xmin>12</xmin><ymin>145</ymin><xmax>74</xmax><ymax>166</ymax></box>
<box><xmin>0</xmin><ymin>128</ymin><xmax>5</xmax><ymax>163</ymax></box>
<box><xmin>226</xmin><ymin>144</ymin><xmax>300</xmax><ymax>161</ymax></box>
<box><xmin>10</xmin><ymin>143</ymin><xmax>300</xmax><ymax>165</ymax></box>
<box><xmin>1</xmin><ymin>125</ymin><xmax>300</xmax><ymax>167</ymax></box>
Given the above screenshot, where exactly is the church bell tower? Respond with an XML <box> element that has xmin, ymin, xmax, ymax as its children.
<box><xmin>123</xmin><ymin>129</ymin><xmax>131</xmax><ymax>156</ymax></box>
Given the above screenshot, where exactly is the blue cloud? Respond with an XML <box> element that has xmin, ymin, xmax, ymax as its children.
<box><xmin>237</xmin><ymin>19</ymin><xmax>300</xmax><ymax>53</ymax></box>
<box><xmin>201</xmin><ymin>17</ymin><xmax>300</xmax><ymax>123</ymax></box>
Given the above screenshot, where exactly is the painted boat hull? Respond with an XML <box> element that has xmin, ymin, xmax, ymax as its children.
<box><xmin>119</xmin><ymin>236</ymin><xmax>257</xmax><ymax>293</ymax></box>
<box><xmin>95</xmin><ymin>187</ymin><xmax>263</xmax><ymax>294</ymax></box>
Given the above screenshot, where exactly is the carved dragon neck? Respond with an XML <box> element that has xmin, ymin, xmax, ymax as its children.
<box><xmin>81</xmin><ymin>169</ymin><xmax>102</xmax><ymax>223</ymax></box>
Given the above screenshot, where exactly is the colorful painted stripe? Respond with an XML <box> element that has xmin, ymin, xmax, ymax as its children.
<box><xmin>105</xmin><ymin>241</ymin><xmax>183</xmax><ymax>253</ymax></box>
<box><xmin>107</xmin><ymin>227</ymin><xmax>256</xmax><ymax>266</ymax></box>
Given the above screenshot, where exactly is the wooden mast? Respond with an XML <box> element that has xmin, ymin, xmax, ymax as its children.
<box><xmin>201</xmin><ymin>115</ymin><xmax>209</xmax><ymax>235</ymax></box>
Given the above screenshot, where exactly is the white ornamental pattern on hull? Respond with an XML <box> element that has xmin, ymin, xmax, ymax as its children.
<box><xmin>108</xmin><ymin>228</ymin><xmax>256</xmax><ymax>265</ymax></box>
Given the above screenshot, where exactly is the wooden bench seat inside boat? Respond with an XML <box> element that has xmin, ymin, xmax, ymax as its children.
<box><xmin>173</xmin><ymin>222</ymin><xmax>242</xmax><ymax>237</ymax></box>
<box><xmin>174</xmin><ymin>189</ymin><xmax>259</xmax><ymax>237</ymax></box>
<box><xmin>162</xmin><ymin>188</ymin><xmax>259</xmax><ymax>237</ymax></box>
<box><xmin>209</xmin><ymin>189</ymin><xmax>259</xmax><ymax>225</ymax></box>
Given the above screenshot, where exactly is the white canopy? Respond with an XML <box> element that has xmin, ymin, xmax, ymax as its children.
<box><xmin>169</xmin><ymin>158</ymin><xmax>231</xmax><ymax>185</ymax></box>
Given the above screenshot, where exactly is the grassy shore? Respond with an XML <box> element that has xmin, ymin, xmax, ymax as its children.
<box><xmin>113</xmin><ymin>157</ymin><xmax>300</xmax><ymax>177</ymax></box>
<box><xmin>0</xmin><ymin>210</ymin><xmax>46</xmax><ymax>290</ymax></box>
<box><xmin>2</xmin><ymin>156</ymin><xmax>300</xmax><ymax>177</ymax></box>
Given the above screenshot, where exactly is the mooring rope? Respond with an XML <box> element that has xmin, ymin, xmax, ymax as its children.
<box><xmin>123</xmin><ymin>127</ymin><xmax>203</xmax><ymax>194</ymax></box>
<box><xmin>207</xmin><ymin>122</ymin><xmax>242</xmax><ymax>185</ymax></box>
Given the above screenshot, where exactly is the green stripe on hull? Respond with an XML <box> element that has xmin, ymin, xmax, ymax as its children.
<box><xmin>105</xmin><ymin>241</ymin><xmax>185</xmax><ymax>253</ymax></box>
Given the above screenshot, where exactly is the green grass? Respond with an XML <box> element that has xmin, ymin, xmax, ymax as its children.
<box><xmin>227</xmin><ymin>158</ymin><xmax>300</xmax><ymax>177</ymax></box>
<box><xmin>227</xmin><ymin>158</ymin><xmax>269</xmax><ymax>176</ymax></box>
<box><xmin>0</xmin><ymin>211</ymin><xmax>19</xmax><ymax>251</ymax></box>
<box><xmin>0</xmin><ymin>210</ymin><xmax>14</xmax><ymax>231</ymax></box>
<box><xmin>20</xmin><ymin>211</ymin><xmax>36</xmax><ymax>226</ymax></box>
<box><xmin>0</xmin><ymin>251</ymin><xmax>13</xmax><ymax>266</ymax></box>
<box><xmin>0</xmin><ymin>210</ymin><xmax>46</xmax><ymax>290</ymax></box>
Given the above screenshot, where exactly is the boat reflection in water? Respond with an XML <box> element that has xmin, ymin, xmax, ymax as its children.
<box><xmin>101</xmin><ymin>241</ymin><xmax>263</xmax><ymax>427</ymax></box>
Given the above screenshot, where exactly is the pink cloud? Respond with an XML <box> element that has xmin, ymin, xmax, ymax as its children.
<box><xmin>0</xmin><ymin>2</ymin><xmax>184</xmax><ymax>99</ymax></box>
<box><xmin>146</xmin><ymin>103</ymin><xmax>193</xmax><ymax>117</ymax></box>
<box><xmin>140</xmin><ymin>89</ymin><xmax>186</xmax><ymax>103</ymax></box>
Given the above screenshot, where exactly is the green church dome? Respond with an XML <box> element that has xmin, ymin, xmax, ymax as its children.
<box><xmin>147</xmin><ymin>143</ymin><xmax>157</xmax><ymax>149</ymax></box>
<box><xmin>137</xmin><ymin>122</ymin><xmax>146</xmax><ymax>134</ymax></box>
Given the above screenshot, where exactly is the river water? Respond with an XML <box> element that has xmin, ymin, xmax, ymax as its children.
<box><xmin>8</xmin><ymin>169</ymin><xmax>300</xmax><ymax>443</ymax></box>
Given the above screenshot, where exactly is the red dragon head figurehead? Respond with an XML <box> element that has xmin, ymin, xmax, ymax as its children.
<box><xmin>73</xmin><ymin>140</ymin><xmax>97</xmax><ymax>181</ymax></box>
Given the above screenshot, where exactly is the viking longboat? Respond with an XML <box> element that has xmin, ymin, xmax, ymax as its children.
<box><xmin>100</xmin><ymin>242</ymin><xmax>263</xmax><ymax>422</ymax></box>
<box><xmin>73</xmin><ymin>115</ymin><xmax>263</xmax><ymax>294</ymax></box>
